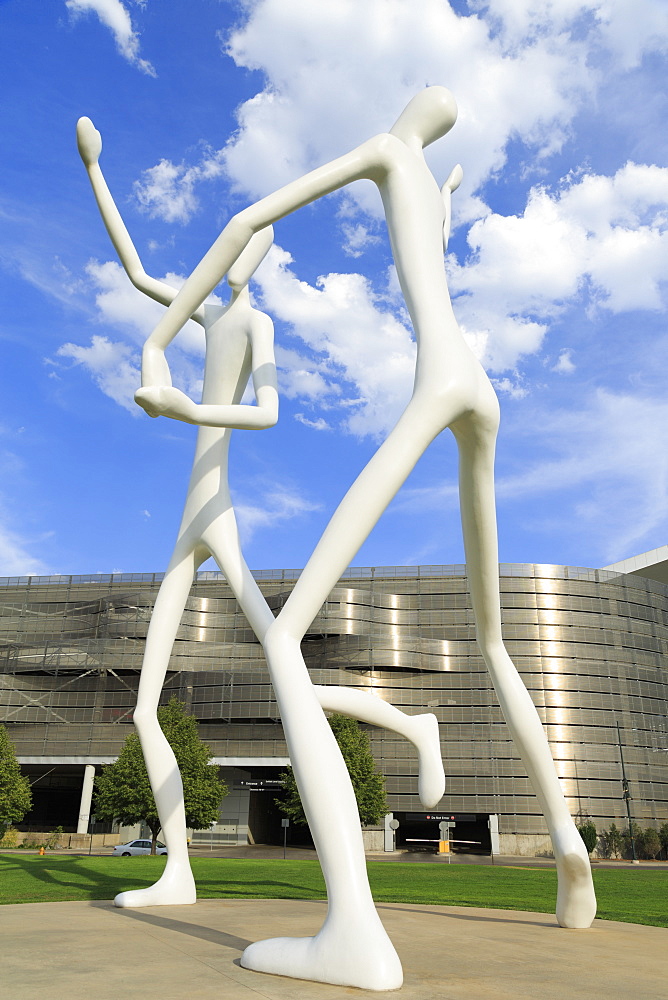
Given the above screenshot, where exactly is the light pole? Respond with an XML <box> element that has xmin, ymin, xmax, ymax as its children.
<box><xmin>616</xmin><ymin>722</ymin><xmax>637</xmax><ymax>863</ymax></box>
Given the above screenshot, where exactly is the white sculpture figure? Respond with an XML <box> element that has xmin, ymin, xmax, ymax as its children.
<box><xmin>132</xmin><ymin>86</ymin><xmax>596</xmax><ymax>988</ymax></box>
<box><xmin>77</xmin><ymin>119</ymin><xmax>444</xmax><ymax>915</ymax></box>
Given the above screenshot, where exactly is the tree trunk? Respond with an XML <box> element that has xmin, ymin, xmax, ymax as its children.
<box><xmin>149</xmin><ymin>822</ymin><xmax>161</xmax><ymax>855</ymax></box>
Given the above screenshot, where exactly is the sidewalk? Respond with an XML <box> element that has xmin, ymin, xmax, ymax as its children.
<box><xmin>1</xmin><ymin>896</ymin><xmax>665</xmax><ymax>1000</ymax></box>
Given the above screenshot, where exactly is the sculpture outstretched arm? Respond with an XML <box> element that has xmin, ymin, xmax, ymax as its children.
<box><xmin>135</xmin><ymin>311</ymin><xmax>279</xmax><ymax>429</ymax></box>
<box><xmin>76</xmin><ymin>117</ymin><xmax>205</xmax><ymax>326</ymax></box>
<box><xmin>440</xmin><ymin>163</ymin><xmax>463</xmax><ymax>250</ymax></box>
<box><xmin>139</xmin><ymin>137</ymin><xmax>389</xmax><ymax>385</ymax></box>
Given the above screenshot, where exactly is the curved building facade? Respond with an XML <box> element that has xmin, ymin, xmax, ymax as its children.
<box><xmin>1</xmin><ymin>562</ymin><xmax>666</xmax><ymax>853</ymax></box>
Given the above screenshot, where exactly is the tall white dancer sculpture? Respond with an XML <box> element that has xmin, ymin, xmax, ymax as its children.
<box><xmin>130</xmin><ymin>86</ymin><xmax>597</xmax><ymax>989</ymax></box>
<box><xmin>77</xmin><ymin>119</ymin><xmax>444</xmax><ymax>920</ymax></box>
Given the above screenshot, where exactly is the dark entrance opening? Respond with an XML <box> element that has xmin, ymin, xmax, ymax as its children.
<box><xmin>243</xmin><ymin>768</ymin><xmax>315</xmax><ymax>848</ymax></box>
<box><xmin>18</xmin><ymin>765</ymin><xmax>88</xmax><ymax>833</ymax></box>
<box><xmin>395</xmin><ymin>811</ymin><xmax>492</xmax><ymax>854</ymax></box>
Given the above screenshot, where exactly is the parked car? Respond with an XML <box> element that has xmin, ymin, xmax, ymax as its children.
<box><xmin>112</xmin><ymin>839</ymin><xmax>167</xmax><ymax>856</ymax></box>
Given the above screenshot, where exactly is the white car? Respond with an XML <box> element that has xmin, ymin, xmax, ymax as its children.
<box><xmin>112</xmin><ymin>839</ymin><xmax>167</xmax><ymax>856</ymax></box>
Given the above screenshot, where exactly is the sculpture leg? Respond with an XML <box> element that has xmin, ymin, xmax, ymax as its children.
<box><xmin>241</xmin><ymin>628</ymin><xmax>403</xmax><ymax>990</ymax></box>
<box><xmin>241</xmin><ymin>402</ymin><xmax>454</xmax><ymax>989</ymax></box>
<box><xmin>114</xmin><ymin>544</ymin><xmax>200</xmax><ymax>908</ymax></box>
<box><xmin>315</xmin><ymin>685</ymin><xmax>444</xmax><ymax>807</ymax></box>
<box><xmin>455</xmin><ymin>408</ymin><xmax>596</xmax><ymax>928</ymax></box>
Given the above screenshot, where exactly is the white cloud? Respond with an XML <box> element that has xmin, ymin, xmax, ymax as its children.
<box><xmin>84</xmin><ymin>259</ymin><xmax>207</xmax><ymax>354</ymax></box>
<box><xmin>398</xmin><ymin>387</ymin><xmax>668</xmax><ymax>563</ymax></box>
<box><xmin>477</xmin><ymin>0</ymin><xmax>668</xmax><ymax>70</ymax></box>
<box><xmin>221</xmin><ymin>0</ymin><xmax>594</xmax><ymax>220</ymax></box>
<box><xmin>66</xmin><ymin>0</ymin><xmax>156</xmax><ymax>76</ymax></box>
<box><xmin>0</xmin><ymin>521</ymin><xmax>51</xmax><ymax>577</ymax></box>
<box><xmin>133</xmin><ymin>149</ymin><xmax>226</xmax><ymax>223</ymax></box>
<box><xmin>255</xmin><ymin>245</ymin><xmax>416</xmax><ymax>438</ymax></box>
<box><xmin>56</xmin><ymin>335</ymin><xmax>141</xmax><ymax>413</ymax></box>
<box><xmin>294</xmin><ymin>413</ymin><xmax>332</xmax><ymax>432</ymax></box>
<box><xmin>551</xmin><ymin>349</ymin><xmax>575</xmax><ymax>374</ymax></box>
<box><xmin>498</xmin><ymin>389</ymin><xmax>668</xmax><ymax>561</ymax></box>
<box><xmin>449</xmin><ymin>162</ymin><xmax>668</xmax><ymax>369</ymax></box>
<box><xmin>234</xmin><ymin>482</ymin><xmax>321</xmax><ymax>542</ymax></box>
<box><xmin>341</xmin><ymin>224</ymin><xmax>382</xmax><ymax>258</ymax></box>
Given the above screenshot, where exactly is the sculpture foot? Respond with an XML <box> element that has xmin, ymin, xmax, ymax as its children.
<box><xmin>114</xmin><ymin>860</ymin><xmax>196</xmax><ymax>908</ymax></box>
<box><xmin>415</xmin><ymin>713</ymin><xmax>445</xmax><ymax>808</ymax></box>
<box><xmin>553</xmin><ymin>825</ymin><xmax>596</xmax><ymax>928</ymax></box>
<box><xmin>240</xmin><ymin>914</ymin><xmax>403</xmax><ymax>991</ymax></box>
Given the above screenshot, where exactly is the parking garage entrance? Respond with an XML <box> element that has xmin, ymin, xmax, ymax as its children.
<box><xmin>394</xmin><ymin>812</ymin><xmax>493</xmax><ymax>854</ymax></box>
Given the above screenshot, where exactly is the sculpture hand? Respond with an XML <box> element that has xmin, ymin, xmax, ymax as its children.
<box><xmin>444</xmin><ymin>163</ymin><xmax>463</xmax><ymax>193</ymax></box>
<box><xmin>134</xmin><ymin>386</ymin><xmax>197</xmax><ymax>422</ymax></box>
<box><xmin>77</xmin><ymin>117</ymin><xmax>102</xmax><ymax>167</ymax></box>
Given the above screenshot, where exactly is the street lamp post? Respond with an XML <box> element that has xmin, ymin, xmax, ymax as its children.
<box><xmin>616</xmin><ymin>721</ymin><xmax>637</xmax><ymax>863</ymax></box>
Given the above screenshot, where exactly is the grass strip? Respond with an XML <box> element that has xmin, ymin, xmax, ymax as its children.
<box><xmin>0</xmin><ymin>854</ymin><xmax>665</xmax><ymax>927</ymax></box>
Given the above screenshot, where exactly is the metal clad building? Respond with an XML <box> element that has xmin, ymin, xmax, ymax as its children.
<box><xmin>1</xmin><ymin>560</ymin><xmax>666</xmax><ymax>854</ymax></box>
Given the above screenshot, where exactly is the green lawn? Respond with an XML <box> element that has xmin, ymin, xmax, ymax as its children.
<box><xmin>0</xmin><ymin>854</ymin><xmax>665</xmax><ymax>927</ymax></box>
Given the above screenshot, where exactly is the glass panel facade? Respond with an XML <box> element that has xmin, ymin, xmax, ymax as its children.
<box><xmin>1</xmin><ymin>564</ymin><xmax>666</xmax><ymax>836</ymax></box>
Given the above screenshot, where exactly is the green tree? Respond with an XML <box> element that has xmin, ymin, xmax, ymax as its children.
<box><xmin>0</xmin><ymin>724</ymin><xmax>32</xmax><ymax>839</ymax></box>
<box><xmin>277</xmin><ymin>715</ymin><xmax>387</xmax><ymax>827</ymax></box>
<box><xmin>637</xmin><ymin>826</ymin><xmax>661</xmax><ymax>860</ymax></box>
<box><xmin>622</xmin><ymin>820</ymin><xmax>642</xmax><ymax>860</ymax></box>
<box><xmin>658</xmin><ymin>822</ymin><xmax>668</xmax><ymax>861</ymax></box>
<box><xmin>601</xmin><ymin>822</ymin><xmax>624</xmax><ymax>859</ymax></box>
<box><xmin>95</xmin><ymin>698</ymin><xmax>227</xmax><ymax>853</ymax></box>
<box><xmin>576</xmin><ymin>820</ymin><xmax>597</xmax><ymax>855</ymax></box>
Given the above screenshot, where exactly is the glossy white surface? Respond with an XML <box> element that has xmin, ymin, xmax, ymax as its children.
<box><xmin>78</xmin><ymin>86</ymin><xmax>595</xmax><ymax>989</ymax></box>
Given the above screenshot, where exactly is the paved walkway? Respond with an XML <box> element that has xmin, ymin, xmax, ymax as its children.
<box><xmin>1</xmin><ymin>897</ymin><xmax>665</xmax><ymax>1000</ymax></box>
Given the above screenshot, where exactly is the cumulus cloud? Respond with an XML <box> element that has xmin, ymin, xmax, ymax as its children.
<box><xmin>133</xmin><ymin>149</ymin><xmax>226</xmax><ymax>223</ymax></box>
<box><xmin>551</xmin><ymin>349</ymin><xmax>575</xmax><ymax>374</ymax></box>
<box><xmin>449</xmin><ymin>162</ymin><xmax>668</xmax><ymax>369</ymax></box>
<box><xmin>56</xmin><ymin>335</ymin><xmax>141</xmax><ymax>413</ymax></box>
<box><xmin>66</xmin><ymin>0</ymin><xmax>156</xmax><ymax>76</ymax></box>
<box><xmin>221</xmin><ymin>0</ymin><xmax>593</xmax><ymax>221</ymax></box>
<box><xmin>54</xmin><ymin>260</ymin><xmax>225</xmax><ymax>408</ymax></box>
<box><xmin>84</xmin><ymin>259</ymin><xmax>208</xmax><ymax>354</ymax></box>
<box><xmin>255</xmin><ymin>245</ymin><xmax>416</xmax><ymax>438</ymax></box>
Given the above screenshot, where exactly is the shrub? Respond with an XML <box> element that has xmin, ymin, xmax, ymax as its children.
<box><xmin>0</xmin><ymin>826</ymin><xmax>19</xmax><ymax>848</ymax></box>
<box><xmin>46</xmin><ymin>825</ymin><xmax>63</xmax><ymax>850</ymax></box>
<box><xmin>577</xmin><ymin>820</ymin><xmax>597</xmax><ymax>854</ymax></box>
<box><xmin>599</xmin><ymin>823</ymin><xmax>623</xmax><ymax>859</ymax></box>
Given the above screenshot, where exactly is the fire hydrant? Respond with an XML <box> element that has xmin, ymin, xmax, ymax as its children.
<box><xmin>38</xmin><ymin>846</ymin><xmax>45</xmax><ymax>856</ymax></box>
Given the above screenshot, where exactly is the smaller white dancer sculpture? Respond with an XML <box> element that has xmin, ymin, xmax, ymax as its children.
<box><xmin>77</xmin><ymin>118</ymin><xmax>444</xmax><ymax>915</ymax></box>
<box><xmin>131</xmin><ymin>86</ymin><xmax>596</xmax><ymax>990</ymax></box>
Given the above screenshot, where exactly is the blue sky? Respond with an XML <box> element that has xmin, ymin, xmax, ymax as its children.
<box><xmin>0</xmin><ymin>0</ymin><xmax>667</xmax><ymax>577</ymax></box>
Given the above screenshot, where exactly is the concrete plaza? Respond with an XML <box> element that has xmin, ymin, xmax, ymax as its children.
<box><xmin>1</xmin><ymin>896</ymin><xmax>665</xmax><ymax>1000</ymax></box>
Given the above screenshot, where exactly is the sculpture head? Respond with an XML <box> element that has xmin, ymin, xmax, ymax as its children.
<box><xmin>227</xmin><ymin>225</ymin><xmax>274</xmax><ymax>291</ymax></box>
<box><xmin>389</xmin><ymin>87</ymin><xmax>458</xmax><ymax>150</ymax></box>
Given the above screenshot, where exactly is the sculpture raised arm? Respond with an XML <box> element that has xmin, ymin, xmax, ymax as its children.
<box><xmin>77</xmin><ymin>117</ymin><xmax>205</xmax><ymax>327</ymax></box>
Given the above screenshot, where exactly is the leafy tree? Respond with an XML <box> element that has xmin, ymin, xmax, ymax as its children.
<box><xmin>622</xmin><ymin>820</ymin><xmax>642</xmax><ymax>860</ymax></box>
<box><xmin>637</xmin><ymin>827</ymin><xmax>661</xmax><ymax>860</ymax></box>
<box><xmin>576</xmin><ymin>820</ymin><xmax>597</xmax><ymax>854</ymax></box>
<box><xmin>0</xmin><ymin>724</ymin><xmax>32</xmax><ymax>839</ymax></box>
<box><xmin>277</xmin><ymin>714</ymin><xmax>387</xmax><ymax>827</ymax></box>
<box><xmin>95</xmin><ymin>698</ymin><xmax>227</xmax><ymax>853</ymax></box>
<box><xmin>659</xmin><ymin>822</ymin><xmax>668</xmax><ymax>861</ymax></box>
<box><xmin>600</xmin><ymin>822</ymin><xmax>624</xmax><ymax>859</ymax></box>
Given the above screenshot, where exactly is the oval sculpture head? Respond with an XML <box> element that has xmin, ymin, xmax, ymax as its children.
<box><xmin>389</xmin><ymin>86</ymin><xmax>458</xmax><ymax>150</ymax></box>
